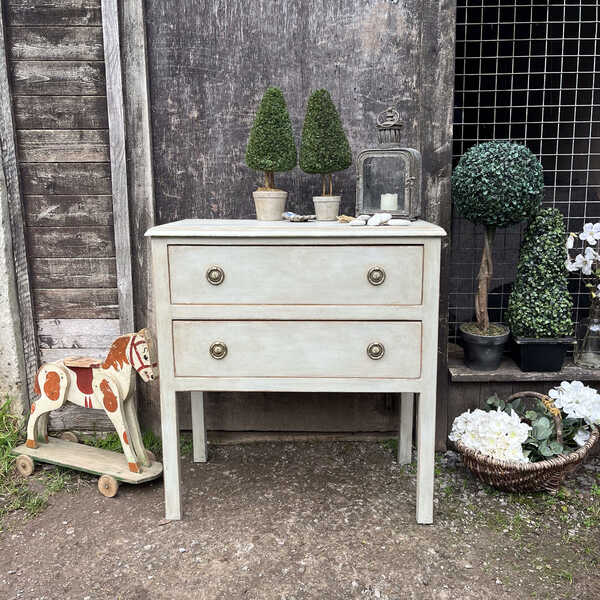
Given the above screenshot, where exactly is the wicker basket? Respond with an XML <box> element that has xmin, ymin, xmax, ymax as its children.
<box><xmin>455</xmin><ymin>391</ymin><xmax>599</xmax><ymax>493</ymax></box>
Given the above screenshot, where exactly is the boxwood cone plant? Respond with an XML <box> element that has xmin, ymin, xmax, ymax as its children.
<box><xmin>507</xmin><ymin>208</ymin><xmax>574</xmax><ymax>338</ymax></box>
<box><xmin>451</xmin><ymin>141</ymin><xmax>544</xmax><ymax>333</ymax></box>
<box><xmin>299</xmin><ymin>89</ymin><xmax>352</xmax><ymax>196</ymax></box>
<box><xmin>245</xmin><ymin>86</ymin><xmax>297</xmax><ymax>190</ymax></box>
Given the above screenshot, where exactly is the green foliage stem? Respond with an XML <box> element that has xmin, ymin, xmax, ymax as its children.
<box><xmin>507</xmin><ymin>208</ymin><xmax>574</xmax><ymax>338</ymax></box>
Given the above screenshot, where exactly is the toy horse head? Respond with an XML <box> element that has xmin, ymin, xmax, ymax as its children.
<box><xmin>128</xmin><ymin>329</ymin><xmax>159</xmax><ymax>382</ymax></box>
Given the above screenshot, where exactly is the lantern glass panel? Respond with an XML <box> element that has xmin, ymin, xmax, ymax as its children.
<box><xmin>362</xmin><ymin>155</ymin><xmax>408</xmax><ymax>214</ymax></box>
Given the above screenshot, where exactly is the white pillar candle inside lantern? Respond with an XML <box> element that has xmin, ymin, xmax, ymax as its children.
<box><xmin>380</xmin><ymin>193</ymin><xmax>398</xmax><ymax>210</ymax></box>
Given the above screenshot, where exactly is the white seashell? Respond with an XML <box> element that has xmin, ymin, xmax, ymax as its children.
<box><xmin>357</xmin><ymin>214</ymin><xmax>370</xmax><ymax>221</ymax></box>
<box><xmin>388</xmin><ymin>219</ymin><xmax>411</xmax><ymax>226</ymax></box>
<box><xmin>367</xmin><ymin>213</ymin><xmax>392</xmax><ymax>226</ymax></box>
<box><xmin>349</xmin><ymin>218</ymin><xmax>367</xmax><ymax>226</ymax></box>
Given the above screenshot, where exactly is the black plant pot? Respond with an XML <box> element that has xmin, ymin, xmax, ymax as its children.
<box><xmin>512</xmin><ymin>337</ymin><xmax>575</xmax><ymax>372</ymax></box>
<box><xmin>460</xmin><ymin>324</ymin><xmax>510</xmax><ymax>371</ymax></box>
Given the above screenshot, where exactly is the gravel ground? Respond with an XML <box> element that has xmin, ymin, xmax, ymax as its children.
<box><xmin>1</xmin><ymin>441</ymin><xmax>599</xmax><ymax>600</ymax></box>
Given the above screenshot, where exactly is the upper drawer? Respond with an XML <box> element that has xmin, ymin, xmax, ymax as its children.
<box><xmin>168</xmin><ymin>245</ymin><xmax>423</xmax><ymax>305</ymax></box>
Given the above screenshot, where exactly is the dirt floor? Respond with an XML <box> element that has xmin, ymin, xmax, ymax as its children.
<box><xmin>1</xmin><ymin>441</ymin><xmax>600</xmax><ymax>600</ymax></box>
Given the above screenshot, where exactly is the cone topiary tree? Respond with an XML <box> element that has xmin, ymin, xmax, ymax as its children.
<box><xmin>299</xmin><ymin>89</ymin><xmax>352</xmax><ymax>196</ymax></box>
<box><xmin>507</xmin><ymin>208</ymin><xmax>573</xmax><ymax>338</ymax></box>
<box><xmin>451</xmin><ymin>141</ymin><xmax>544</xmax><ymax>333</ymax></box>
<box><xmin>245</xmin><ymin>86</ymin><xmax>297</xmax><ymax>190</ymax></box>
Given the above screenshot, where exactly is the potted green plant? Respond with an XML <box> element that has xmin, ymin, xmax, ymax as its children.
<box><xmin>246</xmin><ymin>86</ymin><xmax>297</xmax><ymax>220</ymax></box>
<box><xmin>299</xmin><ymin>89</ymin><xmax>352</xmax><ymax>220</ymax></box>
<box><xmin>451</xmin><ymin>141</ymin><xmax>544</xmax><ymax>371</ymax></box>
<box><xmin>507</xmin><ymin>208</ymin><xmax>574</xmax><ymax>371</ymax></box>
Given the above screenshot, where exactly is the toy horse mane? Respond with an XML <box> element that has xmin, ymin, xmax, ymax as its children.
<box><xmin>102</xmin><ymin>334</ymin><xmax>133</xmax><ymax>371</ymax></box>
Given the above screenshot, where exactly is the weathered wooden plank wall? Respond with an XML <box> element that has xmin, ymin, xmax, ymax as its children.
<box><xmin>144</xmin><ymin>0</ymin><xmax>456</xmax><ymax>444</ymax></box>
<box><xmin>4</xmin><ymin>0</ymin><xmax>120</xmax><ymax>429</ymax></box>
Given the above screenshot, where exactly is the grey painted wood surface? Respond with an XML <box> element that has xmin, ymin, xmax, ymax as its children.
<box><xmin>35</xmin><ymin>288</ymin><xmax>118</xmax><ymax>319</ymax></box>
<box><xmin>6</xmin><ymin>0</ymin><xmax>102</xmax><ymax>27</ymax></box>
<box><xmin>14</xmin><ymin>95</ymin><xmax>108</xmax><ymax>129</ymax></box>
<box><xmin>7</xmin><ymin>26</ymin><xmax>103</xmax><ymax>60</ymax></box>
<box><xmin>0</xmin><ymin>6</ymin><xmax>38</xmax><ymax>404</ymax></box>
<box><xmin>32</xmin><ymin>257</ymin><xmax>116</xmax><ymax>289</ymax></box>
<box><xmin>20</xmin><ymin>163</ymin><xmax>111</xmax><ymax>195</ymax></box>
<box><xmin>27</xmin><ymin>226</ymin><xmax>115</xmax><ymax>258</ymax></box>
<box><xmin>17</xmin><ymin>130</ymin><xmax>109</xmax><ymax>162</ymax></box>
<box><xmin>119</xmin><ymin>0</ymin><xmax>158</xmax><ymax>431</ymax></box>
<box><xmin>25</xmin><ymin>194</ymin><xmax>113</xmax><ymax>226</ymax></box>
<box><xmin>101</xmin><ymin>0</ymin><xmax>134</xmax><ymax>335</ymax></box>
<box><xmin>144</xmin><ymin>0</ymin><xmax>455</xmax><ymax>443</ymax></box>
<box><xmin>11</xmin><ymin>60</ymin><xmax>105</xmax><ymax>95</ymax></box>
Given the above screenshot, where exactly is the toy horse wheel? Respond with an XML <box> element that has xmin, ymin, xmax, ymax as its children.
<box><xmin>145</xmin><ymin>450</ymin><xmax>156</xmax><ymax>463</ymax></box>
<box><xmin>98</xmin><ymin>475</ymin><xmax>119</xmax><ymax>498</ymax></box>
<box><xmin>60</xmin><ymin>431</ymin><xmax>79</xmax><ymax>443</ymax></box>
<box><xmin>16</xmin><ymin>455</ymin><xmax>35</xmax><ymax>477</ymax></box>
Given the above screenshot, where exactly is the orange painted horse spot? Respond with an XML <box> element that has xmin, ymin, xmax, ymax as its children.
<box><xmin>25</xmin><ymin>439</ymin><xmax>37</xmax><ymax>449</ymax></box>
<box><xmin>43</xmin><ymin>372</ymin><xmax>61</xmax><ymax>401</ymax></box>
<box><xmin>123</xmin><ymin>431</ymin><xmax>129</xmax><ymax>445</ymax></box>
<box><xmin>100</xmin><ymin>379</ymin><xmax>118</xmax><ymax>412</ymax></box>
<box><xmin>30</xmin><ymin>403</ymin><xmax>35</xmax><ymax>414</ymax></box>
<box><xmin>128</xmin><ymin>462</ymin><xmax>139</xmax><ymax>473</ymax></box>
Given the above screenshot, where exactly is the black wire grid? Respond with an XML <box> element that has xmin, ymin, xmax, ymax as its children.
<box><xmin>450</xmin><ymin>0</ymin><xmax>600</xmax><ymax>343</ymax></box>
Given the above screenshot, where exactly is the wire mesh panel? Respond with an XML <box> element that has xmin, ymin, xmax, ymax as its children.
<box><xmin>451</xmin><ymin>0</ymin><xmax>600</xmax><ymax>343</ymax></box>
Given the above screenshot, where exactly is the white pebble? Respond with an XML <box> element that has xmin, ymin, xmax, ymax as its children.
<box><xmin>367</xmin><ymin>213</ymin><xmax>392</xmax><ymax>226</ymax></box>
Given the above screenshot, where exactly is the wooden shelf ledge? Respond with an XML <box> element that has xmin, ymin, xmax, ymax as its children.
<box><xmin>448</xmin><ymin>356</ymin><xmax>600</xmax><ymax>383</ymax></box>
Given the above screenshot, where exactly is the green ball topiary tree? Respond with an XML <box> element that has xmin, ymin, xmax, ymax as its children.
<box><xmin>507</xmin><ymin>208</ymin><xmax>573</xmax><ymax>338</ymax></box>
<box><xmin>451</xmin><ymin>141</ymin><xmax>544</xmax><ymax>333</ymax></box>
<box><xmin>246</xmin><ymin>86</ymin><xmax>297</xmax><ymax>190</ymax></box>
<box><xmin>300</xmin><ymin>89</ymin><xmax>352</xmax><ymax>196</ymax></box>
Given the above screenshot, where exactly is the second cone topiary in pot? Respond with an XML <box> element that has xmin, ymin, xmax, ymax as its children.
<box><xmin>506</xmin><ymin>207</ymin><xmax>574</xmax><ymax>371</ymax></box>
<box><xmin>300</xmin><ymin>89</ymin><xmax>351</xmax><ymax>220</ymax></box>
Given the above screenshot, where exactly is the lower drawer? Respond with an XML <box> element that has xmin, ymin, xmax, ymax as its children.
<box><xmin>172</xmin><ymin>320</ymin><xmax>422</xmax><ymax>379</ymax></box>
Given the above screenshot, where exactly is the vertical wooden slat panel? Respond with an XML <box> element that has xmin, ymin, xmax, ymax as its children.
<box><xmin>101</xmin><ymin>0</ymin><xmax>134</xmax><ymax>334</ymax></box>
<box><xmin>120</xmin><ymin>0</ymin><xmax>158</xmax><ymax>430</ymax></box>
<box><xmin>0</xmin><ymin>7</ymin><xmax>38</xmax><ymax>405</ymax></box>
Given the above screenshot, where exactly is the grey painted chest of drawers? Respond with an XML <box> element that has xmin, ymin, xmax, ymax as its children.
<box><xmin>146</xmin><ymin>219</ymin><xmax>446</xmax><ymax>523</ymax></box>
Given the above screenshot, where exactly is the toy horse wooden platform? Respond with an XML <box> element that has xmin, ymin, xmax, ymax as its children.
<box><xmin>13</xmin><ymin>329</ymin><xmax>162</xmax><ymax>497</ymax></box>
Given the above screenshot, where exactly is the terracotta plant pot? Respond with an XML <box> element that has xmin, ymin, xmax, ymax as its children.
<box><xmin>252</xmin><ymin>190</ymin><xmax>287</xmax><ymax>221</ymax></box>
<box><xmin>313</xmin><ymin>196</ymin><xmax>341</xmax><ymax>221</ymax></box>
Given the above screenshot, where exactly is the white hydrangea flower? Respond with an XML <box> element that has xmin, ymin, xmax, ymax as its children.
<box><xmin>569</xmin><ymin>247</ymin><xmax>599</xmax><ymax>275</ymax></box>
<box><xmin>449</xmin><ymin>408</ymin><xmax>531</xmax><ymax>463</ymax></box>
<box><xmin>573</xmin><ymin>428</ymin><xmax>591</xmax><ymax>447</ymax></box>
<box><xmin>549</xmin><ymin>380</ymin><xmax>600</xmax><ymax>426</ymax></box>
<box><xmin>579</xmin><ymin>222</ymin><xmax>600</xmax><ymax>245</ymax></box>
<box><xmin>566</xmin><ymin>234</ymin><xmax>575</xmax><ymax>250</ymax></box>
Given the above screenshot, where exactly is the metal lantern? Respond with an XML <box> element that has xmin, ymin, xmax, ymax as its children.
<box><xmin>355</xmin><ymin>107</ymin><xmax>422</xmax><ymax>220</ymax></box>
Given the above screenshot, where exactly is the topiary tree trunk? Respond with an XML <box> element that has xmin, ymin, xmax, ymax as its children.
<box><xmin>475</xmin><ymin>227</ymin><xmax>495</xmax><ymax>332</ymax></box>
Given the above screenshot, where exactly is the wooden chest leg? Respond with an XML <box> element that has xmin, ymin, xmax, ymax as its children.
<box><xmin>398</xmin><ymin>392</ymin><xmax>414</xmax><ymax>465</ymax></box>
<box><xmin>416</xmin><ymin>390</ymin><xmax>435</xmax><ymax>524</ymax></box>
<box><xmin>191</xmin><ymin>391</ymin><xmax>207</xmax><ymax>463</ymax></box>
<box><xmin>161</xmin><ymin>387</ymin><xmax>182</xmax><ymax>520</ymax></box>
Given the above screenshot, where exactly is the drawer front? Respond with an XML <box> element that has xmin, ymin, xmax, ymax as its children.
<box><xmin>172</xmin><ymin>321</ymin><xmax>422</xmax><ymax>379</ymax></box>
<box><xmin>168</xmin><ymin>245</ymin><xmax>423</xmax><ymax>305</ymax></box>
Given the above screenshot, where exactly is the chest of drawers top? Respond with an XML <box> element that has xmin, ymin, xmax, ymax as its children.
<box><xmin>145</xmin><ymin>219</ymin><xmax>446</xmax><ymax>240</ymax></box>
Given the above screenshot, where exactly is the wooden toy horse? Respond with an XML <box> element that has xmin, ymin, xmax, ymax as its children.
<box><xmin>26</xmin><ymin>329</ymin><xmax>159</xmax><ymax>473</ymax></box>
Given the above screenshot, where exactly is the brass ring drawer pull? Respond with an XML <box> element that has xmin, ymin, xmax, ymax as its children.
<box><xmin>367</xmin><ymin>266</ymin><xmax>386</xmax><ymax>286</ymax></box>
<box><xmin>209</xmin><ymin>341</ymin><xmax>228</xmax><ymax>360</ymax></box>
<box><xmin>367</xmin><ymin>342</ymin><xmax>385</xmax><ymax>360</ymax></box>
<box><xmin>206</xmin><ymin>265</ymin><xmax>225</xmax><ymax>285</ymax></box>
